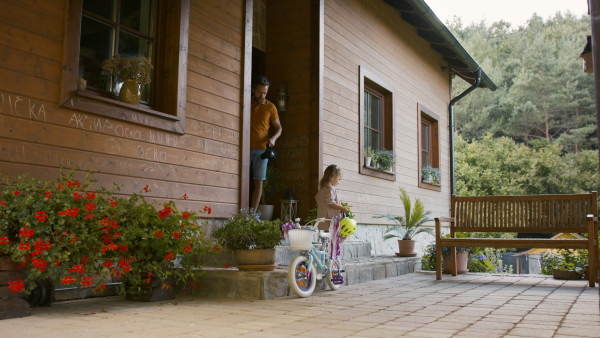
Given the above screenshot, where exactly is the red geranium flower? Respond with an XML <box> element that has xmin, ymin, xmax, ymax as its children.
<box><xmin>182</xmin><ymin>194</ymin><xmax>188</xmax><ymax>200</ymax></box>
<box><xmin>158</xmin><ymin>206</ymin><xmax>172</xmax><ymax>219</ymax></box>
<box><xmin>143</xmin><ymin>185</ymin><xmax>150</xmax><ymax>193</ymax></box>
<box><xmin>8</xmin><ymin>280</ymin><xmax>25</xmax><ymax>292</ymax></box>
<box><xmin>0</xmin><ymin>237</ymin><xmax>9</xmax><ymax>245</ymax></box>
<box><xmin>19</xmin><ymin>227</ymin><xmax>36</xmax><ymax>238</ymax></box>
<box><xmin>164</xmin><ymin>251</ymin><xmax>175</xmax><ymax>261</ymax></box>
<box><xmin>35</xmin><ymin>211</ymin><xmax>48</xmax><ymax>222</ymax></box>
<box><xmin>182</xmin><ymin>212</ymin><xmax>191</xmax><ymax>219</ymax></box>
<box><xmin>84</xmin><ymin>202</ymin><xmax>96</xmax><ymax>212</ymax></box>
<box><xmin>62</xmin><ymin>276</ymin><xmax>77</xmax><ymax>284</ymax></box>
<box><xmin>45</xmin><ymin>191</ymin><xmax>52</xmax><ymax>199</ymax></box>
<box><xmin>109</xmin><ymin>199</ymin><xmax>118</xmax><ymax>208</ymax></box>
<box><xmin>13</xmin><ymin>191</ymin><xmax>20</xmax><ymax>196</ymax></box>
<box><xmin>85</xmin><ymin>192</ymin><xmax>96</xmax><ymax>200</ymax></box>
<box><xmin>203</xmin><ymin>206</ymin><xmax>212</xmax><ymax>215</ymax></box>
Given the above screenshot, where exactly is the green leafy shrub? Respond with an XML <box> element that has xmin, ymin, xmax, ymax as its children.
<box><xmin>212</xmin><ymin>209</ymin><xmax>282</xmax><ymax>250</ymax></box>
<box><xmin>540</xmin><ymin>249</ymin><xmax>587</xmax><ymax>275</ymax></box>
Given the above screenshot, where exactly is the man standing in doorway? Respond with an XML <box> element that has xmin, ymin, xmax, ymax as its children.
<box><xmin>250</xmin><ymin>76</ymin><xmax>282</xmax><ymax>212</ymax></box>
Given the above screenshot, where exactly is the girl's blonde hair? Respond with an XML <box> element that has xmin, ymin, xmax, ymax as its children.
<box><xmin>319</xmin><ymin>164</ymin><xmax>342</xmax><ymax>189</ymax></box>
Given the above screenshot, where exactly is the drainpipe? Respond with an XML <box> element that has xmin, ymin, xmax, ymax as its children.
<box><xmin>448</xmin><ymin>68</ymin><xmax>481</xmax><ymax>195</ymax></box>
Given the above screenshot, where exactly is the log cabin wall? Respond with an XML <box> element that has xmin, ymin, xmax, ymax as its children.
<box><xmin>323</xmin><ymin>0</ymin><xmax>452</xmax><ymax>224</ymax></box>
<box><xmin>265</xmin><ymin>0</ymin><xmax>315</xmax><ymax>220</ymax></box>
<box><xmin>0</xmin><ymin>0</ymin><xmax>247</xmax><ymax>218</ymax></box>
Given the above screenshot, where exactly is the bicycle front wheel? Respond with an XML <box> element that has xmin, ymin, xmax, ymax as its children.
<box><xmin>326</xmin><ymin>258</ymin><xmax>343</xmax><ymax>291</ymax></box>
<box><xmin>288</xmin><ymin>255</ymin><xmax>316</xmax><ymax>298</ymax></box>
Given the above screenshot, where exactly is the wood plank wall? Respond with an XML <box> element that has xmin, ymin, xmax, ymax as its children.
<box><xmin>323</xmin><ymin>0</ymin><xmax>453</xmax><ymax>223</ymax></box>
<box><xmin>0</xmin><ymin>0</ymin><xmax>246</xmax><ymax>218</ymax></box>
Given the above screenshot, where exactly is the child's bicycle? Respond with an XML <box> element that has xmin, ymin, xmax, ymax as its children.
<box><xmin>287</xmin><ymin>218</ymin><xmax>344</xmax><ymax>298</ymax></box>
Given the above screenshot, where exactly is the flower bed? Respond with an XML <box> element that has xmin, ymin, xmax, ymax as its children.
<box><xmin>0</xmin><ymin>169</ymin><xmax>218</xmax><ymax>299</ymax></box>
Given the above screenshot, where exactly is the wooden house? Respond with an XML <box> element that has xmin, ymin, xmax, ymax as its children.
<box><xmin>0</xmin><ymin>0</ymin><xmax>495</xmax><ymax>241</ymax></box>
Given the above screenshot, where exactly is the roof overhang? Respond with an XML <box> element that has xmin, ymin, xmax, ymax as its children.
<box><xmin>383</xmin><ymin>0</ymin><xmax>497</xmax><ymax>90</ymax></box>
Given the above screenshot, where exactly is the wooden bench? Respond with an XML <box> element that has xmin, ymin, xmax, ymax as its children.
<box><xmin>434</xmin><ymin>193</ymin><xmax>598</xmax><ymax>287</ymax></box>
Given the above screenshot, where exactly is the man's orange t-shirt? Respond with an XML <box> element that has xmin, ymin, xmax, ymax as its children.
<box><xmin>250</xmin><ymin>99</ymin><xmax>279</xmax><ymax>150</ymax></box>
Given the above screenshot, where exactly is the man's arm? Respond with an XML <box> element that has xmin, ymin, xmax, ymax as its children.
<box><xmin>269</xmin><ymin>119</ymin><xmax>282</xmax><ymax>147</ymax></box>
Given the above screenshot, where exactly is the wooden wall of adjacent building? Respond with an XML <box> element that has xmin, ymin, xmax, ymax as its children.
<box><xmin>0</xmin><ymin>0</ymin><xmax>246</xmax><ymax>218</ymax></box>
<box><xmin>322</xmin><ymin>0</ymin><xmax>452</xmax><ymax>223</ymax></box>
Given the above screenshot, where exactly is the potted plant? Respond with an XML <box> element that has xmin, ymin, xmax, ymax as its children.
<box><xmin>0</xmin><ymin>169</ymin><xmax>217</xmax><ymax>303</ymax></box>
<box><xmin>421</xmin><ymin>165</ymin><xmax>440</xmax><ymax>185</ymax></box>
<box><xmin>364</xmin><ymin>147</ymin><xmax>376</xmax><ymax>167</ymax></box>
<box><xmin>421</xmin><ymin>238</ymin><xmax>494</xmax><ymax>274</ymax></box>
<box><xmin>257</xmin><ymin>166</ymin><xmax>286</xmax><ymax>220</ymax></box>
<box><xmin>374</xmin><ymin>188</ymin><xmax>433</xmax><ymax>256</ymax></box>
<box><xmin>374</xmin><ymin>149</ymin><xmax>395</xmax><ymax>171</ymax></box>
<box><xmin>101</xmin><ymin>54</ymin><xmax>153</xmax><ymax>105</ymax></box>
<box><xmin>540</xmin><ymin>249</ymin><xmax>586</xmax><ymax>280</ymax></box>
<box><xmin>212</xmin><ymin>209</ymin><xmax>282</xmax><ymax>271</ymax></box>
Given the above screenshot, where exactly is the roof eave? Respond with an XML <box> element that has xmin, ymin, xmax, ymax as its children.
<box><xmin>383</xmin><ymin>0</ymin><xmax>498</xmax><ymax>91</ymax></box>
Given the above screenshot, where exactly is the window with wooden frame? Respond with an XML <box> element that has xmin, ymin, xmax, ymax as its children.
<box><xmin>359</xmin><ymin>66</ymin><xmax>395</xmax><ymax>180</ymax></box>
<box><xmin>60</xmin><ymin>0</ymin><xmax>189</xmax><ymax>134</ymax></box>
<box><xmin>418</xmin><ymin>104</ymin><xmax>441</xmax><ymax>191</ymax></box>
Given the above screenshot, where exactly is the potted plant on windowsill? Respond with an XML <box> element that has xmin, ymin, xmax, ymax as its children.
<box><xmin>212</xmin><ymin>209</ymin><xmax>282</xmax><ymax>271</ymax></box>
<box><xmin>257</xmin><ymin>166</ymin><xmax>286</xmax><ymax>220</ymax></box>
<box><xmin>101</xmin><ymin>54</ymin><xmax>153</xmax><ymax>105</ymax></box>
<box><xmin>374</xmin><ymin>188</ymin><xmax>433</xmax><ymax>256</ymax></box>
<box><xmin>374</xmin><ymin>149</ymin><xmax>395</xmax><ymax>172</ymax></box>
<box><xmin>364</xmin><ymin>147</ymin><xmax>376</xmax><ymax>167</ymax></box>
<box><xmin>421</xmin><ymin>165</ymin><xmax>440</xmax><ymax>185</ymax></box>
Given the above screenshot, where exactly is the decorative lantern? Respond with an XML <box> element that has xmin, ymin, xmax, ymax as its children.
<box><xmin>277</xmin><ymin>80</ymin><xmax>288</xmax><ymax>112</ymax></box>
<box><xmin>580</xmin><ymin>35</ymin><xmax>593</xmax><ymax>73</ymax></box>
<box><xmin>280</xmin><ymin>189</ymin><xmax>298</xmax><ymax>222</ymax></box>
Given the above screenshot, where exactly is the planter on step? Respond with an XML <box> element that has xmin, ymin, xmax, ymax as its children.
<box><xmin>235</xmin><ymin>249</ymin><xmax>277</xmax><ymax>271</ymax></box>
<box><xmin>552</xmin><ymin>269</ymin><xmax>582</xmax><ymax>280</ymax></box>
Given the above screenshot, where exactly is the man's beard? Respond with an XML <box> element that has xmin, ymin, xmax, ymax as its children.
<box><xmin>253</xmin><ymin>96</ymin><xmax>264</xmax><ymax>104</ymax></box>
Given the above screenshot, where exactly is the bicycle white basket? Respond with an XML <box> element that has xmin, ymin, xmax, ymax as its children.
<box><xmin>288</xmin><ymin>229</ymin><xmax>314</xmax><ymax>250</ymax></box>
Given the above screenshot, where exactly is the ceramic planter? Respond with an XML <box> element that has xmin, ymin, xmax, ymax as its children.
<box><xmin>235</xmin><ymin>249</ymin><xmax>277</xmax><ymax>271</ymax></box>
<box><xmin>442</xmin><ymin>251</ymin><xmax>469</xmax><ymax>274</ymax></box>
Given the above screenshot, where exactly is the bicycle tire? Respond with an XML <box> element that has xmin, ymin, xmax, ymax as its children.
<box><xmin>288</xmin><ymin>255</ymin><xmax>316</xmax><ymax>298</ymax></box>
<box><xmin>326</xmin><ymin>258</ymin><xmax>343</xmax><ymax>291</ymax></box>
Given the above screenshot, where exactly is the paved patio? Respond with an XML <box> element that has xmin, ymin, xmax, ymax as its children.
<box><xmin>2</xmin><ymin>272</ymin><xmax>599</xmax><ymax>337</ymax></box>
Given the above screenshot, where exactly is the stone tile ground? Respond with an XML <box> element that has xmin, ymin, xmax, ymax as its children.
<box><xmin>1</xmin><ymin>272</ymin><xmax>598</xmax><ymax>337</ymax></box>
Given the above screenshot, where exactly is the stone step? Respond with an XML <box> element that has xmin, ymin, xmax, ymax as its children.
<box><xmin>193</xmin><ymin>256</ymin><xmax>421</xmax><ymax>300</ymax></box>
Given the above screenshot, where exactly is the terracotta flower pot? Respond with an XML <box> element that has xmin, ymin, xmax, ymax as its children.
<box><xmin>235</xmin><ymin>249</ymin><xmax>277</xmax><ymax>271</ymax></box>
<box><xmin>443</xmin><ymin>251</ymin><xmax>469</xmax><ymax>274</ymax></box>
<box><xmin>396</xmin><ymin>239</ymin><xmax>416</xmax><ymax>256</ymax></box>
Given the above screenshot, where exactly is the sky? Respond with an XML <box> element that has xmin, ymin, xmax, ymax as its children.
<box><xmin>424</xmin><ymin>0</ymin><xmax>589</xmax><ymax>27</ymax></box>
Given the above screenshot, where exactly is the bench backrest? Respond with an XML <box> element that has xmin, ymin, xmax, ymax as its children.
<box><xmin>452</xmin><ymin>193</ymin><xmax>598</xmax><ymax>233</ymax></box>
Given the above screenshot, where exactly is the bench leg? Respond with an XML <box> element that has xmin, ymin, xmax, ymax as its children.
<box><xmin>436</xmin><ymin>243</ymin><xmax>442</xmax><ymax>280</ymax></box>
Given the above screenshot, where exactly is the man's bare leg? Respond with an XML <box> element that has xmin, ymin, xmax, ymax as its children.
<box><xmin>251</xmin><ymin>179</ymin><xmax>264</xmax><ymax>212</ymax></box>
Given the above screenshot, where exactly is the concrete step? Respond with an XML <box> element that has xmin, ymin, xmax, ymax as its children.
<box><xmin>193</xmin><ymin>256</ymin><xmax>421</xmax><ymax>300</ymax></box>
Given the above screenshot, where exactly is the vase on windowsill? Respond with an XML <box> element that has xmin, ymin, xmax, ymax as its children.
<box><xmin>119</xmin><ymin>80</ymin><xmax>143</xmax><ymax>105</ymax></box>
<box><xmin>101</xmin><ymin>54</ymin><xmax>153</xmax><ymax>106</ymax></box>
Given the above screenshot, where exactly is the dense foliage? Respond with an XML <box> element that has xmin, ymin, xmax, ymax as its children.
<box><xmin>445</xmin><ymin>13</ymin><xmax>599</xmax><ymax>196</ymax></box>
<box><xmin>0</xmin><ymin>170</ymin><xmax>216</xmax><ymax>295</ymax></box>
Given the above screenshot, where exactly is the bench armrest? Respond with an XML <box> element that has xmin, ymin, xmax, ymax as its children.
<box><xmin>434</xmin><ymin>217</ymin><xmax>454</xmax><ymax>223</ymax></box>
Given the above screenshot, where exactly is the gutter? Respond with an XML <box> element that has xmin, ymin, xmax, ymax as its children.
<box><xmin>448</xmin><ymin>68</ymin><xmax>481</xmax><ymax>195</ymax></box>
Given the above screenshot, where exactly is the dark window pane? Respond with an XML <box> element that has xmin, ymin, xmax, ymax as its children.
<box><xmin>120</xmin><ymin>0</ymin><xmax>155</xmax><ymax>35</ymax></box>
<box><xmin>365</xmin><ymin>91</ymin><xmax>381</xmax><ymax>130</ymax></box>
<box><xmin>80</xmin><ymin>16</ymin><xmax>115</xmax><ymax>91</ymax></box>
<box><xmin>83</xmin><ymin>0</ymin><xmax>116</xmax><ymax>21</ymax></box>
<box><xmin>118</xmin><ymin>30</ymin><xmax>152</xmax><ymax>59</ymax></box>
<box><xmin>422</xmin><ymin>151</ymin><xmax>430</xmax><ymax>168</ymax></box>
<box><xmin>421</xmin><ymin>122</ymin><xmax>430</xmax><ymax>151</ymax></box>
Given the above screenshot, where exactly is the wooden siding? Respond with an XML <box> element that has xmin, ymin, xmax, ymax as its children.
<box><xmin>323</xmin><ymin>0</ymin><xmax>452</xmax><ymax>224</ymax></box>
<box><xmin>0</xmin><ymin>0</ymin><xmax>246</xmax><ymax>218</ymax></box>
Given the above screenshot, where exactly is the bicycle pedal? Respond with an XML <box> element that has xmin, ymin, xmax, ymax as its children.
<box><xmin>332</xmin><ymin>275</ymin><xmax>344</xmax><ymax>285</ymax></box>
<box><xmin>316</xmin><ymin>273</ymin><xmax>323</xmax><ymax>280</ymax></box>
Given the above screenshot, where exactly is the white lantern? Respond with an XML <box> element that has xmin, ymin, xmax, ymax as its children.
<box><xmin>280</xmin><ymin>189</ymin><xmax>298</xmax><ymax>222</ymax></box>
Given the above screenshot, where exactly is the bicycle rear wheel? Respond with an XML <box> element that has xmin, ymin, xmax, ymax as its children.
<box><xmin>326</xmin><ymin>258</ymin><xmax>343</xmax><ymax>291</ymax></box>
<box><xmin>288</xmin><ymin>255</ymin><xmax>316</xmax><ymax>298</ymax></box>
